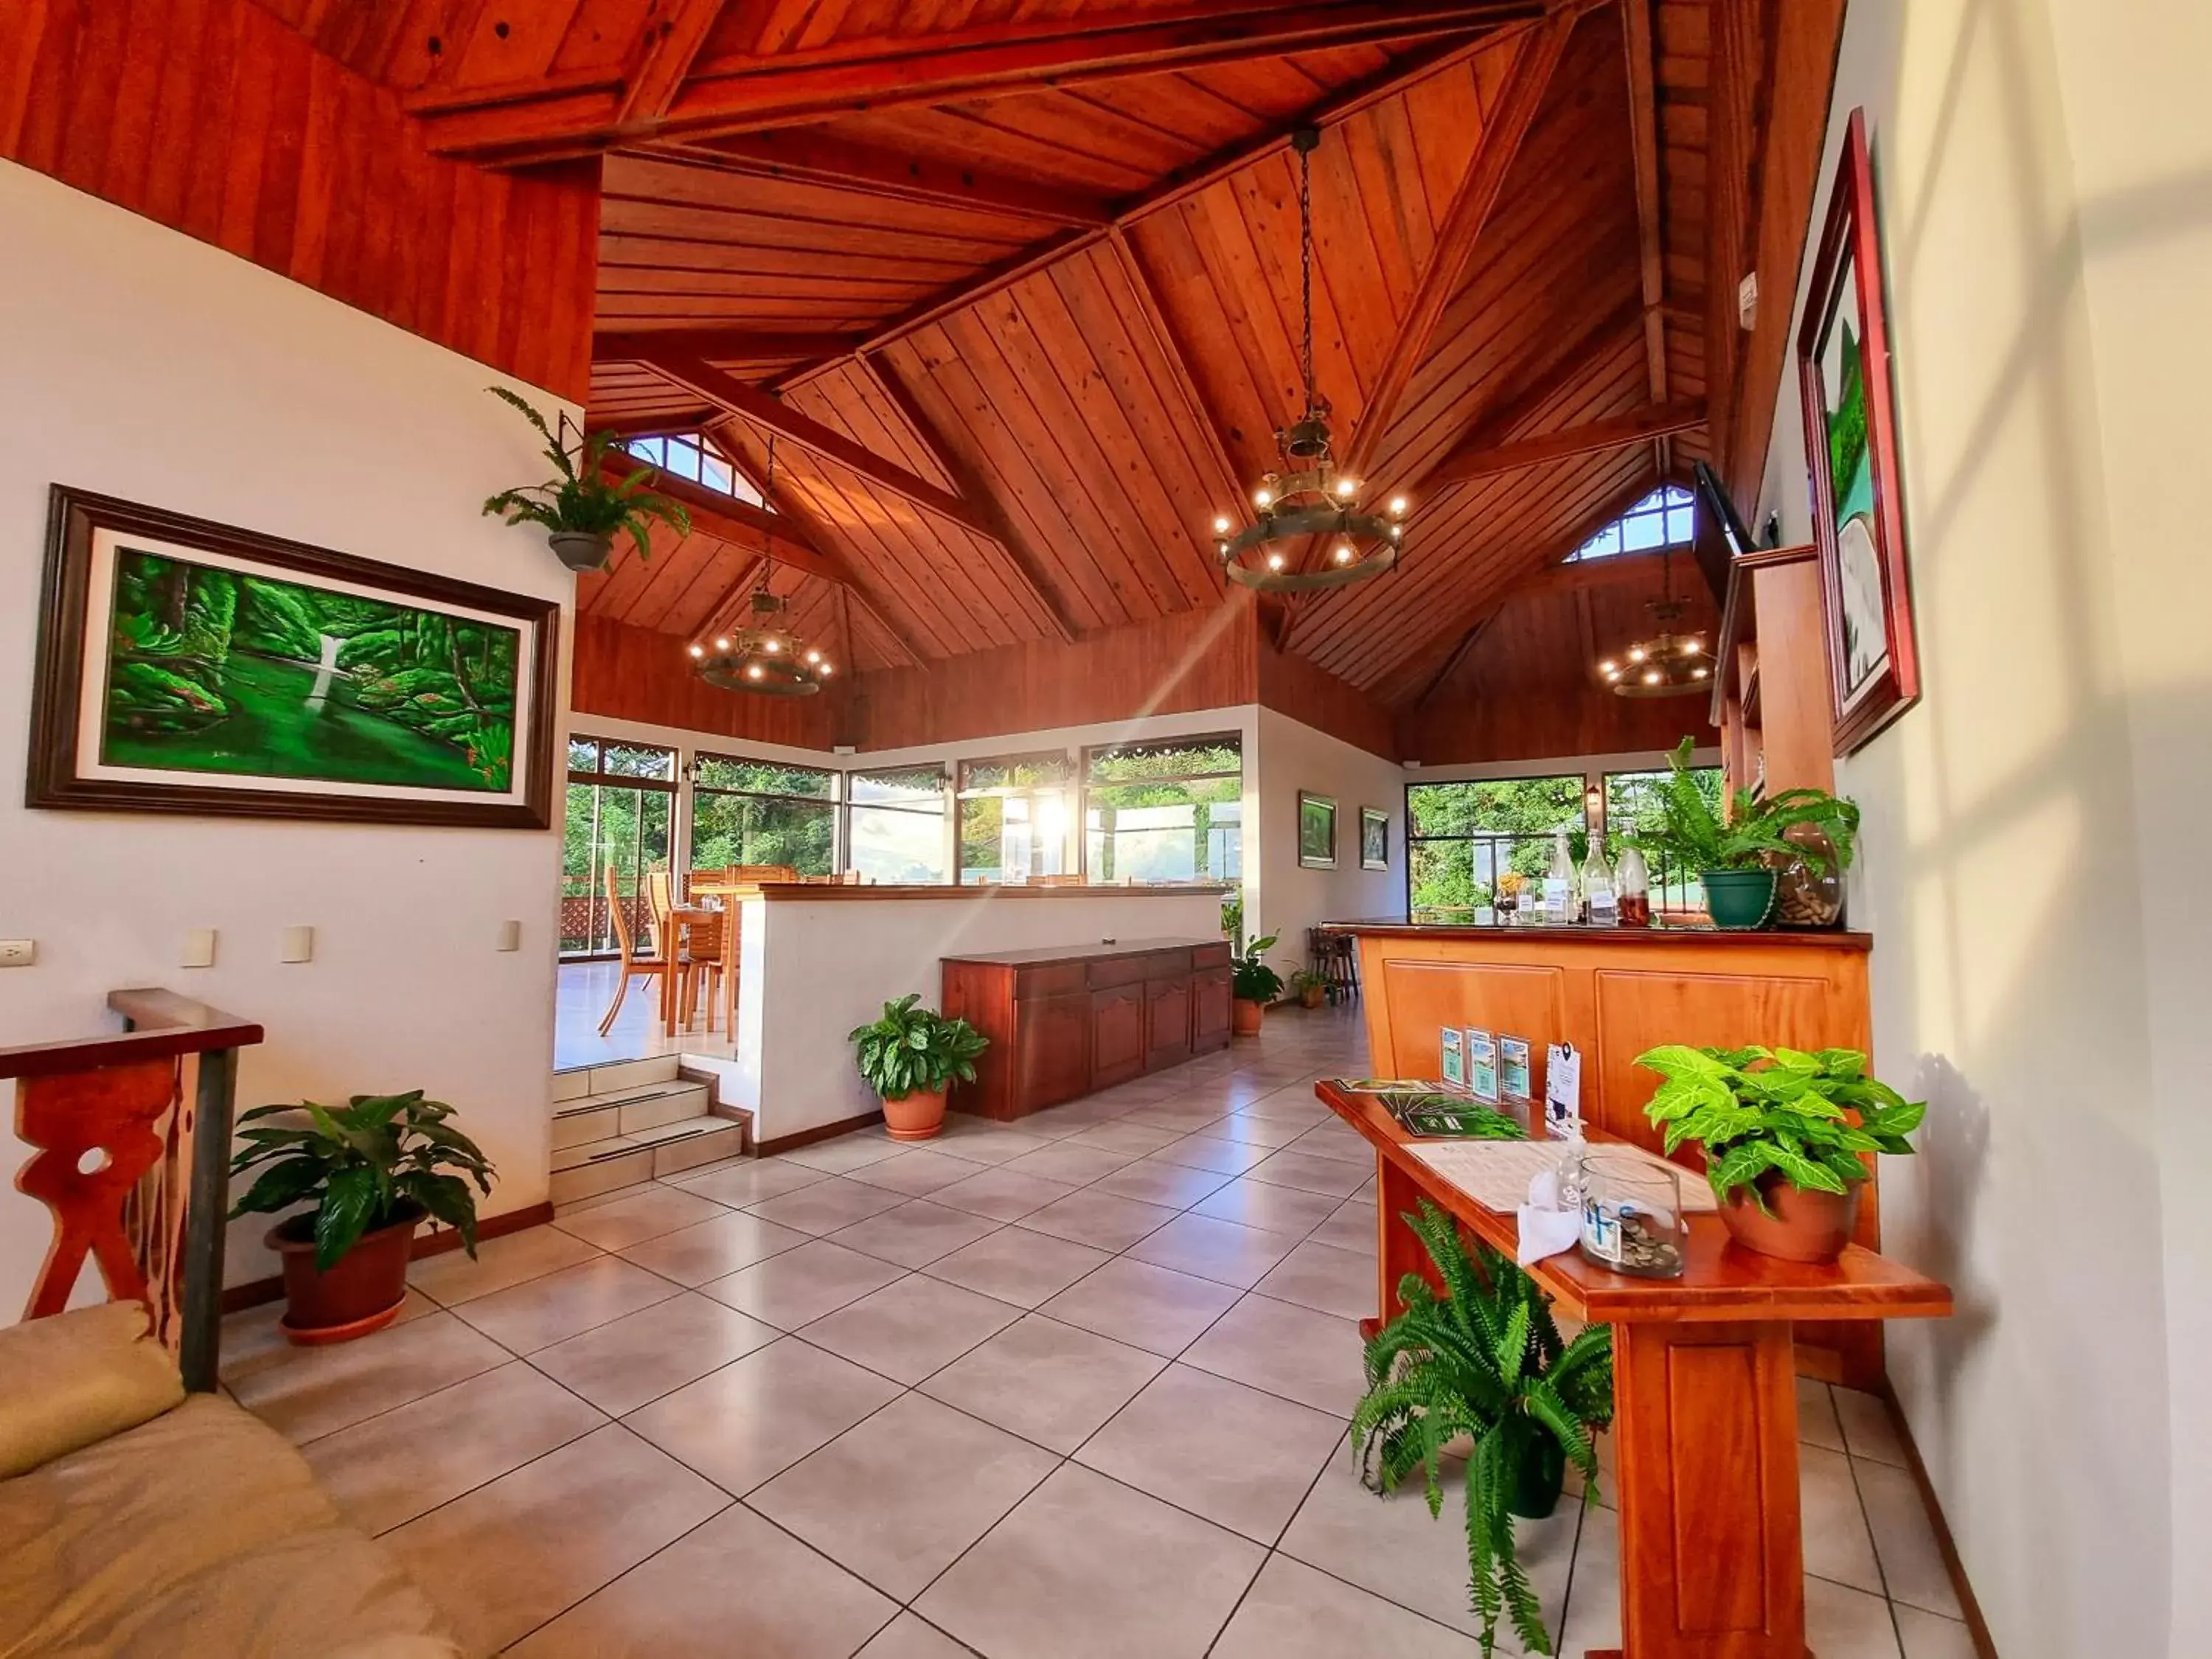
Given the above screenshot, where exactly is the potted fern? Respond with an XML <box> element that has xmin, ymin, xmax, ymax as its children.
<box><xmin>481</xmin><ymin>387</ymin><xmax>692</xmax><ymax>571</ymax></box>
<box><xmin>849</xmin><ymin>994</ymin><xmax>990</xmax><ymax>1141</ymax></box>
<box><xmin>1354</xmin><ymin>1200</ymin><xmax>1613</xmax><ymax>1658</ymax></box>
<box><xmin>1624</xmin><ymin>737</ymin><xmax>1860</xmax><ymax>929</ymax></box>
<box><xmin>229</xmin><ymin>1091</ymin><xmax>494</xmax><ymax>1344</ymax></box>
<box><xmin>1289</xmin><ymin>967</ymin><xmax>1329</xmax><ymax>1009</ymax></box>
<box><xmin>1229</xmin><ymin>931</ymin><xmax>1282</xmax><ymax>1035</ymax></box>
<box><xmin>1637</xmin><ymin>1043</ymin><xmax>1924</xmax><ymax>1262</ymax></box>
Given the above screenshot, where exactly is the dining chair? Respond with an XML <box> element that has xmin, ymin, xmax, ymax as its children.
<box><xmin>598</xmin><ymin>863</ymin><xmax>675</xmax><ymax>1035</ymax></box>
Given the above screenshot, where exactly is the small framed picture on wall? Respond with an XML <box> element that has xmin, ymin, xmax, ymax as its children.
<box><xmin>1359</xmin><ymin>806</ymin><xmax>1388</xmax><ymax>871</ymax></box>
<box><xmin>1797</xmin><ymin>108</ymin><xmax>1920</xmax><ymax>754</ymax></box>
<box><xmin>1298</xmin><ymin>791</ymin><xmax>1338</xmax><ymax>869</ymax></box>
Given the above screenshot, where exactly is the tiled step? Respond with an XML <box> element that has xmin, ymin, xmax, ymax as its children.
<box><xmin>549</xmin><ymin>1066</ymin><xmax>745</xmax><ymax>1205</ymax></box>
<box><xmin>552</xmin><ymin>1054</ymin><xmax>683</xmax><ymax>1104</ymax></box>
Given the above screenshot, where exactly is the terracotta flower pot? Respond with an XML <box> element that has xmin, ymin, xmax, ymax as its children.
<box><xmin>1233</xmin><ymin>997</ymin><xmax>1266</xmax><ymax>1037</ymax></box>
<box><xmin>268</xmin><ymin>1203</ymin><xmax>422</xmax><ymax>1345</ymax></box>
<box><xmin>1720</xmin><ymin>1173</ymin><xmax>1863</xmax><ymax>1265</ymax></box>
<box><xmin>1299</xmin><ymin>985</ymin><xmax>1326</xmax><ymax>1009</ymax></box>
<box><xmin>882</xmin><ymin>1082</ymin><xmax>949</xmax><ymax>1141</ymax></box>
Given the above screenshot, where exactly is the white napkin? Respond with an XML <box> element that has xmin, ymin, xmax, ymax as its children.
<box><xmin>1517</xmin><ymin>1165</ymin><xmax>1581</xmax><ymax>1267</ymax></box>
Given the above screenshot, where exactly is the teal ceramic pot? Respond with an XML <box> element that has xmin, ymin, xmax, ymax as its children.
<box><xmin>1703</xmin><ymin>868</ymin><xmax>1778</xmax><ymax>931</ymax></box>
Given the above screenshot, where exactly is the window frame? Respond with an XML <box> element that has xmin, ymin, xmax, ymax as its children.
<box><xmin>1402</xmin><ymin>772</ymin><xmax>1589</xmax><ymax>919</ymax></box>
<box><xmin>619</xmin><ymin>430</ymin><xmax>769</xmax><ymax>509</ymax></box>
<box><xmin>563</xmin><ymin>734</ymin><xmax>680</xmax><ymax>959</ymax></box>
<box><xmin>687</xmin><ymin>750</ymin><xmax>841</xmax><ymax>877</ymax></box>
<box><xmin>1567</xmin><ymin>483</ymin><xmax>1697</xmax><ymax>563</ymax></box>
<box><xmin>842</xmin><ymin>762</ymin><xmax>952</xmax><ymax>886</ymax></box>
<box><xmin>956</xmin><ymin>749</ymin><xmax>1077</xmax><ymax>886</ymax></box>
<box><xmin>1079</xmin><ymin>732</ymin><xmax>1245</xmax><ymax>887</ymax></box>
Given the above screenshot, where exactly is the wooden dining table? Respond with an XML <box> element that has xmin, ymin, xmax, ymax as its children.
<box><xmin>657</xmin><ymin>904</ymin><xmax>717</xmax><ymax>1037</ymax></box>
<box><xmin>680</xmin><ymin>880</ymin><xmax>757</xmax><ymax>1040</ymax></box>
<box><xmin>1316</xmin><ymin>1080</ymin><xmax>1953</xmax><ymax>1659</ymax></box>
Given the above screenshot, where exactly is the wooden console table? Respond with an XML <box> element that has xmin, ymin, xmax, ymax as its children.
<box><xmin>1318</xmin><ymin>1081</ymin><xmax>1951</xmax><ymax>1659</ymax></box>
<box><xmin>942</xmin><ymin>938</ymin><xmax>1231</xmax><ymax>1120</ymax></box>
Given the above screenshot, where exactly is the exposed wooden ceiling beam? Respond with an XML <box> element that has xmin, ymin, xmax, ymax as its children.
<box><xmin>638</xmin><ymin>351</ymin><xmax>998</xmax><ymax>541</ymax></box>
<box><xmin>692</xmin><ymin>553</ymin><xmax>769</xmax><ymax>646</ymax></box>
<box><xmin>615</xmin><ymin>0</ymin><xmax>727</xmax><ymax>128</ymax></box>
<box><xmin>1412</xmin><ymin>619</ymin><xmax>1492</xmax><ymax>710</ymax></box>
<box><xmin>859</xmin><ymin>353</ymin><xmax>1082</xmax><ymax>644</ymax></box>
<box><xmin>1379</xmin><ymin>470</ymin><xmax>1664</xmax><ymax>699</ymax></box>
<box><xmin>775</xmin><ymin>29</ymin><xmax>1516</xmax><ymax>394</ymax></box>
<box><xmin>1619</xmin><ymin>0</ymin><xmax>1672</xmax><ymax>474</ymax></box>
<box><xmin>696</xmin><ymin>420</ymin><xmax>938</xmax><ymax>671</ymax></box>
<box><xmin>1426</xmin><ymin>397</ymin><xmax>1707</xmax><ymax>487</ymax></box>
<box><xmin>598</xmin><ymin>456</ymin><xmax>850</xmax><ymax>588</ymax></box>
<box><xmin>409</xmin><ymin>1</ymin><xmax>1546</xmax><ymax>161</ymax></box>
<box><xmin>1106</xmin><ymin>228</ymin><xmax>1246</xmax><ymax>531</ymax></box>
<box><xmin>1340</xmin><ymin>7</ymin><xmax>1579</xmax><ymax>479</ymax></box>
<box><xmin>660</xmin><ymin>133</ymin><xmax>1113</xmax><ymax>228</ymax></box>
<box><xmin>595</xmin><ymin>328</ymin><xmax>862</xmax><ymax>364</ymax></box>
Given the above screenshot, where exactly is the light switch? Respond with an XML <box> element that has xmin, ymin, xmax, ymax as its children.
<box><xmin>181</xmin><ymin>929</ymin><xmax>217</xmax><ymax>969</ymax></box>
<box><xmin>0</xmin><ymin>939</ymin><xmax>35</xmax><ymax>967</ymax></box>
<box><xmin>279</xmin><ymin>925</ymin><xmax>314</xmax><ymax>964</ymax></box>
<box><xmin>496</xmin><ymin>919</ymin><xmax>522</xmax><ymax>953</ymax></box>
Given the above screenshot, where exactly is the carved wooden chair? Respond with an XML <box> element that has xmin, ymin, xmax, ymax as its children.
<box><xmin>598</xmin><ymin>862</ymin><xmax>675</xmax><ymax>1035</ymax></box>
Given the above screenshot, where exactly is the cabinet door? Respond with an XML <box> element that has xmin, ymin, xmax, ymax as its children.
<box><xmin>1144</xmin><ymin>975</ymin><xmax>1192</xmax><ymax>1071</ymax></box>
<box><xmin>1091</xmin><ymin>984</ymin><xmax>1146</xmax><ymax>1088</ymax></box>
<box><xmin>1013</xmin><ymin>992</ymin><xmax>1092</xmax><ymax>1113</ymax></box>
<box><xmin>1191</xmin><ymin>965</ymin><xmax>1232</xmax><ymax>1054</ymax></box>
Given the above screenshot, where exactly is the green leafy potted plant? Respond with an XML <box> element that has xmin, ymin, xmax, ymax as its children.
<box><xmin>1637</xmin><ymin>1043</ymin><xmax>1924</xmax><ymax>1262</ymax></box>
<box><xmin>849</xmin><ymin>993</ymin><xmax>991</xmax><ymax>1141</ymax></box>
<box><xmin>230</xmin><ymin>1091</ymin><xmax>494</xmax><ymax>1345</ymax></box>
<box><xmin>1354</xmin><ymin>1200</ymin><xmax>1614</xmax><ymax>1658</ymax></box>
<box><xmin>1290</xmin><ymin>967</ymin><xmax>1329</xmax><ymax>1009</ymax></box>
<box><xmin>1229</xmin><ymin>931</ymin><xmax>1281</xmax><ymax>1035</ymax></box>
<box><xmin>1624</xmin><ymin>737</ymin><xmax>1860</xmax><ymax>930</ymax></box>
<box><xmin>481</xmin><ymin>386</ymin><xmax>692</xmax><ymax>572</ymax></box>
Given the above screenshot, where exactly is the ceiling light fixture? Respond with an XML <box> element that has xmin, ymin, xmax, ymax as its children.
<box><xmin>1209</xmin><ymin>127</ymin><xmax>1402</xmax><ymax>594</ymax></box>
<box><xmin>1601</xmin><ymin>541</ymin><xmax>1708</xmax><ymax>699</ymax></box>
<box><xmin>689</xmin><ymin>437</ymin><xmax>835</xmax><ymax>697</ymax></box>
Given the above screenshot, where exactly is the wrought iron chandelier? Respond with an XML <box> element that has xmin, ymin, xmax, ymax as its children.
<box><xmin>1599</xmin><ymin>543</ymin><xmax>1708</xmax><ymax>698</ymax></box>
<box><xmin>686</xmin><ymin>437</ymin><xmax>836</xmax><ymax>696</ymax></box>
<box><xmin>1210</xmin><ymin>126</ymin><xmax>1405</xmax><ymax>594</ymax></box>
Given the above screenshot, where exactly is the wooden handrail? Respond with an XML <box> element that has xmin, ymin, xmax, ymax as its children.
<box><xmin>0</xmin><ymin>989</ymin><xmax>264</xmax><ymax>1080</ymax></box>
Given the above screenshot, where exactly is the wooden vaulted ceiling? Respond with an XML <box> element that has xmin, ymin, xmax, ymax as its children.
<box><xmin>242</xmin><ymin>0</ymin><xmax>1814</xmax><ymax>712</ymax></box>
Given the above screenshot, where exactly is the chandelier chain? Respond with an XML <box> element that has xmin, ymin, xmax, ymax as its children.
<box><xmin>1297</xmin><ymin>136</ymin><xmax>1315</xmax><ymax>407</ymax></box>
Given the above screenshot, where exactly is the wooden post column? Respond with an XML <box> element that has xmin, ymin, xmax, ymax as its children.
<box><xmin>1602</xmin><ymin>1320</ymin><xmax>1806</xmax><ymax>1659</ymax></box>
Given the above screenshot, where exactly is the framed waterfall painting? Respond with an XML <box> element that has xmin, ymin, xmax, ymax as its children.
<box><xmin>1797</xmin><ymin>108</ymin><xmax>1919</xmax><ymax>755</ymax></box>
<box><xmin>1298</xmin><ymin>791</ymin><xmax>1338</xmax><ymax>869</ymax></box>
<box><xmin>1360</xmin><ymin>806</ymin><xmax>1388</xmax><ymax>871</ymax></box>
<box><xmin>27</xmin><ymin>487</ymin><xmax>559</xmax><ymax>827</ymax></box>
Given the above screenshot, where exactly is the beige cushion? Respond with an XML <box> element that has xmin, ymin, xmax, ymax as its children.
<box><xmin>0</xmin><ymin>1302</ymin><xmax>184</xmax><ymax>1479</ymax></box>
<box><xmin>0</xmin><ymin>1394</ymin><xmax>462</xmax><ymax>1659</ymax></box>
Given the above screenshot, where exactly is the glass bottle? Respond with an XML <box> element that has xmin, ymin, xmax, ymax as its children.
<box><xmin>1544</xmin><ymin>828</ymin><xmax>1575</xmax><ymax>925</ymax></box>
<box><xmin>1615</xmin><ymin>841</ymin><xmax>1652</xmax><ymax>927</ymax></box>
<box><xmin>1582</xmin><ymin>832</ymin><xmax>1618</xmax><ymax>927</ymax></box>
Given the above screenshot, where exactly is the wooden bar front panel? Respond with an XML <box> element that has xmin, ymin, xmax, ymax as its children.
<box><xmin>1346</xmin><ymin>925</ymin><xmax>1882</xmax><ymax>1387</ymax></box>
<box><xmin>945</xmin><ymin>940</ymin><xmax>1231</xmax><ymax>1120</ymax></box>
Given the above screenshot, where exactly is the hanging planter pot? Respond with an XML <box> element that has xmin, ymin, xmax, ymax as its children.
<box><xmin>1702</xmin><ymin>868</ymin><xmax>1777</xmax><ymax>930</ymax></box>
<box><xmin>547</xmin><ymin>530</ymin><xmax>614</xmax><ymax>572</ymax></box>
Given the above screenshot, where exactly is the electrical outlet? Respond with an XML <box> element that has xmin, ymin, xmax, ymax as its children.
<box><xmin>279</xmin><ymin>925</ymin><xmax>314</xmax><ymax>964</ymax></box>
<box><xmin>181</xmin><ymin>929</ymin><xmax>217</xmax><ymax>969</ymax></box>
<box><xmin>496</xmin><ymin>919</ymin><xmax>521</xmax><ymax>953</ymax></box>
<box><xmin>0</xmin><ymin>939</ymin><xmax>35</xmax><ymax>967</ymax></box>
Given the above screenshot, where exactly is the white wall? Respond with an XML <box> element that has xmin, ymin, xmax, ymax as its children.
<box><xmin>1252</xmin><ymin>709</ymin><xmax>1405</xmax><ymax>982</ymax></box>
<box><xmin>0</xmin><ymin>161</ymin><xmax>575</xmax><ymax>1307</ymax></box>
<box><xmin>1752</xmin><ymin>7</ymin><xmax>2210</xmax><ymax>1649</ymax></box>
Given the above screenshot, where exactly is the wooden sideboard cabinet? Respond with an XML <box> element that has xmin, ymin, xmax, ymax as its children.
<box><xmin>942</xmin><ymin>938</ymin><xmax>1232</xmax><ymax>1120</ymax></box>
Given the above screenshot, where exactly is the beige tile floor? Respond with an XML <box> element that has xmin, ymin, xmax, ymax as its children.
<box><xmin>224</xmin><ymin>1006</ymin><xmax>1975</xmax><ymax>1658</ymax></box>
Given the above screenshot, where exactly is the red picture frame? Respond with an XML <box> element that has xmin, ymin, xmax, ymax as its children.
<box><xmin>1796</xmin><ymin>108</ymin><xmax>1919</xmax><ymax>755</ymax></box>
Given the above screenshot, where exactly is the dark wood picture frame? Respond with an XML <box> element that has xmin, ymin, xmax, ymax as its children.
<box><xmin>1796</xmin><ymin>108</ymin><xmax>1919</xmax><ymax>755</ymax></box>
<box><xmin>1297</xmin><ymin>791</ymin><xmax>1338</xmax><ymax>869</ymax></box>
<box><xmin>1359</xmin><ymin>806</ymin><xmax>1388</xmax><ymax>872</ymax></box>
<box><xmin>27</xmin><ymin>486</ymin><xmax>560</xmax><ymax>829</ymax></box>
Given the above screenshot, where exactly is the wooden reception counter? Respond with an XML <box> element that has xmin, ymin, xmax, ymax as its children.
<box><xmin>1321</xmin><ymin>918</ymin><xmax>1882</xmax><ymax>1385</ymax></box>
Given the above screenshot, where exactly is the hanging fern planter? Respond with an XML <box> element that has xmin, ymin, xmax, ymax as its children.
<box><xmin>547</xmin><ymin>530</ymin><xmax>615</xmax><ymax>572</ymax></box>
<box><xmin>481</xmin><ymin>387</ymin><xmax>690</xmax><ymax>576</ymax></box>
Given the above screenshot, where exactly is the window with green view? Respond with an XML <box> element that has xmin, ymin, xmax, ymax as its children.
<box><xmin>1083</xmin><ymin>737</ymin><xmax>1242</xmax><ymax>886</ymax></box>
<box><xmin>690</xmin><ymin>754</ymin><xmax>837</xmax><ymax>876</ymax></box>
<box><xmin>563</xmin><ymin>736</ymin><xmax>677</xmax><ymax>955</ymax></box>
<box><xmin>847</xmin><ymin>765</ymin><xmax>948</xmax><ymax>884</ymax></box>
<box><xmin>959</xmin><ymin>751</ymin><xmax>1073</xmax><ymax>884</ymax></box>
<box><xmin>1405</xmin><ymin>775</ymin><xmax>1585</xmax><ymax>918</ymax></box>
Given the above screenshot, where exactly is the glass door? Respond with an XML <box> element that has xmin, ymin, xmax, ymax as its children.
<box><xmin>563</xmin><ymin>737</ymin><xmax>678</xmax><ymax>956</ymax></box>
